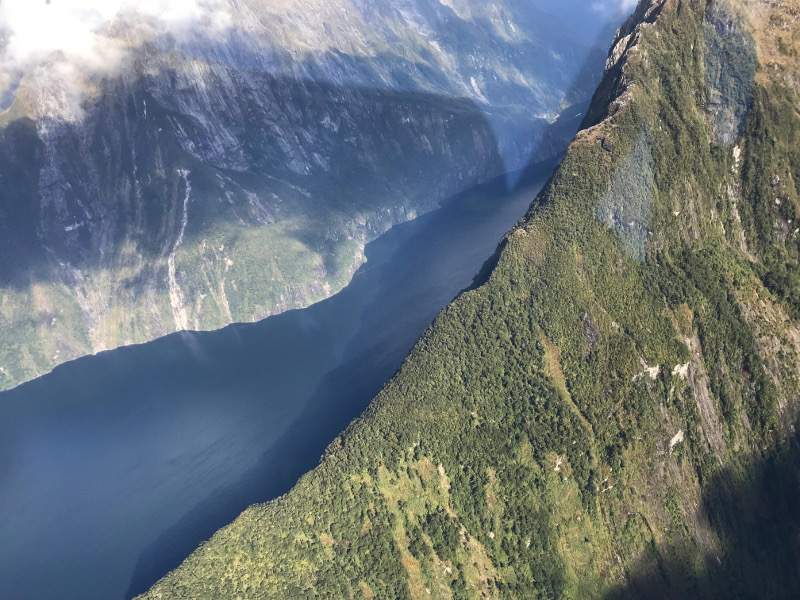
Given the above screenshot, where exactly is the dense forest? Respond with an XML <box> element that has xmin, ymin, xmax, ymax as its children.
<box><xmin>139</xmin><ymin>0</ymin><xmax>800</xmax><ymax>598</ymax></box>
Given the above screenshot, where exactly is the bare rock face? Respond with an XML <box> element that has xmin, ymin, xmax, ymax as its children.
<box><xmin>0</xmin><ymin>0</ymin><xmax>616</xmax><ymax>390</ymax></box>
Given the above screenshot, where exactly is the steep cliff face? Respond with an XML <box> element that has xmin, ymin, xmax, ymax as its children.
<box><xmin>0</xmin><ymin>0</ymin><xmax>614</xmax><ymax>390</ymax></box>
<box><xmin>137</xmin><ymin>1</ymin><xmax>800</xmax><ymax>598</ymax></box>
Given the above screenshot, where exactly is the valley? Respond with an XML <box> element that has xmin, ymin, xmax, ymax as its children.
<box><xmin>0</xmin><ymin>163</ymin><xmax>557</xmax><ymax>600</ymax></box>
<box><xmin>4</xmin><ymin>0</ymin><xmax>799</xmax><ymax>599</ymax></box>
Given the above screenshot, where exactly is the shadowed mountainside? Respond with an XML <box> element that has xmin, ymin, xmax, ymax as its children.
<box><xmin>0</xmin><ymin>0</ymin><xmax>617</xmax><ymax>391</ymax></box>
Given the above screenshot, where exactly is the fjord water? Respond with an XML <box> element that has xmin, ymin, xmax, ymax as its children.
<box><xmin>0</xmin><ymin>161</ymin><xmax>555</xmax><ymax>600</ymax></box>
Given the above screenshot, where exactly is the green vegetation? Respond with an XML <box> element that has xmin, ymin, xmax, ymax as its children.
<box><xmin>139</xmin><ymin>1</ymin><xmax>800</xmax><ymax>598</ymax></box>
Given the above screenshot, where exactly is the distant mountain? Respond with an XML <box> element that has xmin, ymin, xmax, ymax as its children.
<box><xmin>137</xmin><ymin>0</ymin><xmax>800</xmax><ymax>598</ymax></box>
<box><xmin>0</xmin><ymin>0</ymin><xmax>614</xmax><ymax>391</ymax></box>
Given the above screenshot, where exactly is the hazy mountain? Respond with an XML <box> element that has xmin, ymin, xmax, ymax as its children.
<box><xmin>0</xmin><ymin>0</ymin><xmax>617</xmax><ymax>390</ymax></box>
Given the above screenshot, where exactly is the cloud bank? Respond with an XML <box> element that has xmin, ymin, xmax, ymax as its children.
<box><xmin>0</xmin><ymin>0</ymin><xmax>228</xmax><ymax>68</ymax></box>
<box><xmin>591</xmin><ymin>0</ymin><xmax>639</xmax><ymax>17</ymax></box>
<box><xmin>0</xmin><ymin>0</ymin><xmax>232</xmax><ymax>117</ymax></box>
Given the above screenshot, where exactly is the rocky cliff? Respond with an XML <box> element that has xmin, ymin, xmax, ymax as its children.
<box><xmin>137</xmin><ymin>0</ymin><xmax>800</xmax><ymax>598</ymax></box>
<box><xmin>0</xmin><ymin>0</ymin><xmax>614</xmax><ymax>390</ymax></box>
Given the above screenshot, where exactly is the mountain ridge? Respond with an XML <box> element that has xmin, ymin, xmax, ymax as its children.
<box><xmin>137</xmin><ymin>0</ymin><xmax>800</xmax><ymax>597</ymax></box>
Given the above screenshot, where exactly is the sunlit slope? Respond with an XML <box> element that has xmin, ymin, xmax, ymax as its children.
<box><xmin>139</xmin><ymin>1</ymin><xmax>800</xmax><ymax>598</ymax></box>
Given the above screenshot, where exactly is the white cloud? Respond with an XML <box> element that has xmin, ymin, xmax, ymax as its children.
<box><xmin>591</xmin><ymin>0</ymin><xmax>639</xmax><ymax>17</ymax></box>
<box><xmin>0</xmin><ymin>0</ymin><xmax>232</xmax><ymax>118</ymax></box>
<box><xmin>1</xmin><ymin>0</ymin><xmax>122</xmax><ymax>68</ymax></box>
<box><xmin>0</xmin><ymin>0</ymin><xmax>229</xmax><ymax>72</ymax></box>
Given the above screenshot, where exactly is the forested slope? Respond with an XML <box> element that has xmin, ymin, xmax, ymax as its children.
<box><xmin>139</xmin><ymin>0</ymin><xmax>800</xmax><ymax>597</ymax></box>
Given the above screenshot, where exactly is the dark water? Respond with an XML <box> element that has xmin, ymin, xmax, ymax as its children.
<box><xmin>0</xmin><ymin>162</ymin><xmax>554</xmax><ymax>600</ymax></box>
